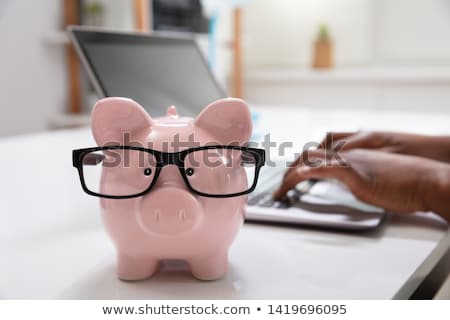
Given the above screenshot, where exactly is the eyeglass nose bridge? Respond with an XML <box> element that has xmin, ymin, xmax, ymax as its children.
<box><xmin>158</xmin><ymin>152</ymin><xmax>182</xmax><ymax>168</ymax></box>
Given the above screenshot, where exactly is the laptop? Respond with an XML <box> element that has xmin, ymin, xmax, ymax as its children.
<box><xmin>69</xmin><ymin>26</ymin><xmax>386</xmax><ymax>231</ymax></box>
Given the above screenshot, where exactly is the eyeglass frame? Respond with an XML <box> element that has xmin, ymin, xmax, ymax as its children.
<box><xmin>72</xmin><ymin>145</ymin><xmax>266</xmax><ymax>199</ymax></box>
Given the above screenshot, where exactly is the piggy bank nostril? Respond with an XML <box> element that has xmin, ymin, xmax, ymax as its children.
<box><xmin>154</xmin><ymin>209</ymin><xmax>161</xmax><ymax>222</ymax></box>
<box><xmin>179</xmin><ymin>209</ymin><xmax>186</xmax><ymax>221</ymax></box>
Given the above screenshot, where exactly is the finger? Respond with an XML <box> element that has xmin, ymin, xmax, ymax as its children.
<box><xmin>274</xmin><ymin>158</ymin><xmax>359</xmax><ymax>200</ymax></box>
<box><xmin>273</xmin><ymin>166</ymin><xmax>314</xmax><ymax>200</ymax></box>
<box><xmin>287</xmin><ymin>133</ymin><xmax>350</xmax><ymax>173</ymax></box>
<box><xmin>336</xmin><ymin>131</ymin><xmax>381</xmax><ymax>151</ymax></box>
<box><xmin>283</xmin><ymin>149</ymin><xmax>328</xmax><ymax>179</ymax></box>
<box><xmin>319</xmin><ymin>132</ymin><xmax>356</xmax><ymax>149</ymax></box>
<box><xmin>275</xmin><ymin>150</ymin><xmax>331</xmax><ymax>199</ymax></box>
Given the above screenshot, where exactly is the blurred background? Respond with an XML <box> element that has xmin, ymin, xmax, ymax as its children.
<box><xmin>1</xmin><ymin>0</ymin><xmax>450</xmax><ymax>137</ymax></box>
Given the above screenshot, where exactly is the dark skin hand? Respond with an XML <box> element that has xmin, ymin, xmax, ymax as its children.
<box><xmin>281</xmin><ymin>131</ymin><xmax>450</xmax><ymax>184</ymax></box>
<box><xmin>273</xmin><ymin>148</ymin><xmax>450</xmax><ymax>222</ymax></box>
<box><xmin>320</xmin><ymin>131</ymin><xmax>450</xmax><ymax>163</ymax></box>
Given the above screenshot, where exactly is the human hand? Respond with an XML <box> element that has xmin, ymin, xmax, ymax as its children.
<box><xmin>273</xmin><ymin>149</ymin><xmax>450</xmax><ymax>221</ymax></box>
<box><xmin>318</xmin><ymin>131</ymin><xmax>450</xmax><ymax>163</ymax></box>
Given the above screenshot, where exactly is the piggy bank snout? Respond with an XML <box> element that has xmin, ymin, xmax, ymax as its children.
<box><xmin>138</xmin><ymin>187</ymin><xmax>202</xmax><ymax>235</ymax></box>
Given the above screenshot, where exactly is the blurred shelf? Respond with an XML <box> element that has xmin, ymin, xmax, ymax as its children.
<box><xmin>245</xmin><ymin>66</ymin><xmax>450</xmax><ymax>84</ymax></box>
<box><xmin>244</xmin><ymin>66</ymin><xmax>450</xmax><ymax>111</ymax></box>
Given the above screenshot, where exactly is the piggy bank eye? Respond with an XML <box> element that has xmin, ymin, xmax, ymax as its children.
<box><xmin>185</xmin><ymin>168</ymin><xmax>194</xmax><ymax>176</ymax></box>
<box><xmin>143</xmin><ymin>168</ymin><xmax>152</xmax><ymax>176</ymax></box>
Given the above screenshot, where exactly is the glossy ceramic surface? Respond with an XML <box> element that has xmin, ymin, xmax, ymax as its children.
<box><xmin>91</xmin><ymin>97</ymin><xmax>252</xmax><ymax>280</ymax></box>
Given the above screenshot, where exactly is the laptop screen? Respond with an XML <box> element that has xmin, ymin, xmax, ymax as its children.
<box><xmin>70</xmin><ymin>28</ymin><xmax>225</xmax><ymax>117</ymax></box>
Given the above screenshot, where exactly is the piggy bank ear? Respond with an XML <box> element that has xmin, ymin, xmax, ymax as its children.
<box><xmin>194</xmin><ymin>98</ymin><xmax>252</xmax><ymax>145</ymax></box>
<box><xmin>91</xmin><ymin>97</ymin><xmax>153</xmax><ymax>145</ymax></box>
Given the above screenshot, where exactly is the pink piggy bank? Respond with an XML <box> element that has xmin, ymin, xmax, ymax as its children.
<box><xmin>73</xmin><ymin>97</ymin><xmax>264</xmax><ymax>281</ymax></box>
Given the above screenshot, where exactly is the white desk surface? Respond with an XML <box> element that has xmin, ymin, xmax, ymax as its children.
<box><xmin>1</xmin><ymin>106</ymin><xmax>449</xmax><ymax>299</ymax></box>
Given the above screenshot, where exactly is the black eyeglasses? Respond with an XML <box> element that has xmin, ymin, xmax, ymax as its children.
<box><xmin>73</xmin><ymin>145</ymin><xmax>265</xmax><ymax>199</ymax></box>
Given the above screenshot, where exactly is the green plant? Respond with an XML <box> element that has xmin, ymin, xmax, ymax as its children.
<box><xmin>85</xmin><ymin>2</ymin><xmax>104</xmax><ymax>17</ymax></box>
<box><xmin>316</xmin><ymin>24</ymin><xmax>331</xmax><ymax>42</ymax></box>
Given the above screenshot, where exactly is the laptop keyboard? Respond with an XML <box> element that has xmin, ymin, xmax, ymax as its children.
<box><xmin>248</xmin><ymin>165</ymin><xmax>384</xmax><ymax>213</ymax></box>
<box><xmin>245</xmin><ymin>164</ymin><xmax>386</xmax><ymax>230</ymax></box>
<box><xmin>248</xmin><ymin>192</ymin><xmax>290</xmax><ymax>208</ymax></box>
